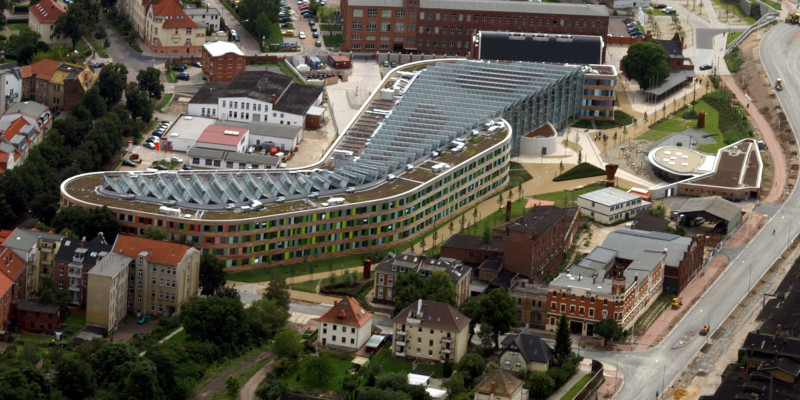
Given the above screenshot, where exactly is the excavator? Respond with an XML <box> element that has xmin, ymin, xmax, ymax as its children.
<box><xmin>776</xmin><ymin>78</ymin><xmax>784</xmax><ymax>91</ymax></box>
<box><xmin>700</xmin><ymin>325</ymin><xmax>710</xmax><ymax>336</ymax></box>
<box><xmin>671</xmin><ymin>296</ymin><xmax>683</xmax><ymax>309</ymax></box>
<box><xmin>786</xmin><ymin>12</ymin><xmax>800</xmax><ymax>24</ymax></box>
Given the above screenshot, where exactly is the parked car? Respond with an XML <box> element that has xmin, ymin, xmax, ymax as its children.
<box><xmin>281</xmin><ymin>22</ymin><xmax>292</xmax><ymax>28</ymax></box>
<box><xmin>176</xmin><ymin>72</ymin><xmax>190</xmax><ymax>80</ymax></box>
<box><xmin>130</xmin><ymin>153</ymin><xmax>141</xmax><ymax>161</ymax></box>
<box><xmin>280</xmin><ymin>17</ymin><xmax>291</xmax><ymax>23</ymax></box>
<box><xmin>122</xmin><ymin>160</ymin><xmax>137</xmax><ymax>167</ymax></box>
<box><xmin>663</xmin><ymin>7</ymin><xmax>676</xmax><ymax>14</ymax></box>
<box><xmin>390</xmin><ymin>60</ymin><xmax>397</xmax><ymax>68</ymax></box>
<box><xmin>383</xmin><ymin>60</ymin><xmax>389</xmax><ymax>67</ymax></box>
<box><xmin>137</xmin><ymin>315</ymin><xmax>149</xmax><ymax>324</ymax></box>
<box><xmin>299</xmin><ymin>31</ymin><xmax>306</xmax><ymax>39</ymax></box>
<box><xmin>153</xmin><ymin>164</ymin><xmax>168</xmax><ymax>170</ymax></box>
<box><xmin>143</xmin><ymin>142</ymin><xmax>156</xmax><ymax>149</ymax></box>
<box><xmin>192</xmin><ymin>61</ymin><xmax>202</xmax><ymax>68</ymax></box>
<box><xmin>310</xmin><ymin>25</ymin><xmax>317</xmax><ymax>32</ymax></box>
<box><xmin>159</xmin><ymin>122</ymin><xmax>171</xmax><ymax>128</ymax></box>
<box><xmin>623</xmin><ymin>18</ymin><xmax>633</xmax><ymax>23</ymax></box>
<box><xmin>654</xmin><ymin>3</ymin><xmax>667</xmax><ymax>8</ymax></box>
<box><xmin>282</xmin><ymin>29</ymin><xmax>295</xmax><ymax>36</ymax></box>
<box><xmin>315</xmin><ymin>40</ymin><xmax>322</xmax><ymax>47</ymax></box>
<box><xmin>313</xmin><ymin>31</ymin><xmax>319</xmax><ymax>38</ymax></box>
<box><xmin>92</xmin><ymin>62</ymin><xmax>105</xmax><ymax>69</ymax></box>
<box><xmin>303</xmin><ymin>12</ymin><xmax>315</xmax><ymax>18</ymax></box>
<box><xmin>152</xmin><ymin>130</ymin><xmax>164</xmax><ymax>137</ymax></box>
<box><xmin>170</xmin><ymin>156</ymin><xmax>183</xmax><ymax>163</ymax></box>
<box><xmin>171</xmin><ymin>64</ymin><xmax>187</xmax><ymax>71</ymax></box>
<box><xmin>699</xmin><ymin>64</ymin><xmax>712</xmax><ymax>70</ymax></box>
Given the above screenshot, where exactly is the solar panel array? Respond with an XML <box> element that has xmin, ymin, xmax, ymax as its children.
<box><xmin>101</xmin><ymin>61</ymin><xmax>584</xmax><ymax>208</ymax></box>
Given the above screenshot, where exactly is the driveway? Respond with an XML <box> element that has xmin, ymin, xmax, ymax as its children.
<box><xmin>100</xmin><ymin>15</ymin><xmax>169</xmax><ymax>82</ymax></box>
<box><xmin>204</xmin><ymin>0</ymin><xmax>261</xmax><ymax>53</ymax></box>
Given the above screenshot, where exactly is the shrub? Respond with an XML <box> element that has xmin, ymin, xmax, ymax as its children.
<box><xmin>546</xmin><ymin>367</ymin><xmax>570</xmax><ymax>386</ymax></box>
<box><xmin>553</xmin><ymin>162</ymin><xmax>606</xmax><ymax>182</ymax></box>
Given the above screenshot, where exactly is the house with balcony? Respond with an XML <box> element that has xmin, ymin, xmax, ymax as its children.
<box><xmin>1</xmin><ymin>228</ymin><xmax>64</xmax><ymax>300</ymax></box>
<box><xmin>373</xmin><ymin>252</ymin><xmax>472</xmax><ymax>306</ymax></box>
<box><xmin>317</xmin><ymin>297</ymin><xmax>373</xmax><ymax>351</ymax></box>
<box><xmin>392</xmin><ymin>299</ymin><xmax>470</xmax><ymax>364</ymax></box>
<box><xmin>54</xmin><ymin>234</ymin><xmax>112</xmax><ymax>308</ymax></box>
<box><xmin>499</xmin><ymin>327</ymin><xmax>554</xmax><ymax>373</ymax></box>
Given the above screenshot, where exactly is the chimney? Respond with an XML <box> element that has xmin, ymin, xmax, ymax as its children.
<box><xmin>775</xmin><ymin>350</ymin><xmax>779</xmax><ymax>361</ymax></box>
<box><xmin>738</xmin><ymin>366</ymin><xmax>744</xmax><ymax>379</ymax></box>
<box><xmin>416</xmin><ymin>299</ymin><xmax>422</xmax><ymax>316</ymax></box>
<box><xmin>505</xmin><ymin>222</ymin><xmax>510</xmax><ymax>236</ymax></box>
<box><xmin>578</xmin><ymin>274</ymin><xmax>581</xmax><ymax>281</ymax></box>
<box><xmin>490</xmin><ymin>382</ymin><xmax>495</xmax><ymax>395</ymax></box>
<box><xmin>777</xmin><ymin>324</ymin><xmax>782</xmax><ymax>336</ymax></box>
<box><xmin>680</xmin><ymin>35</ymin><xmax>685</xmax><ymax>49</ymax></box>
<box><xmin>605</xmin><ymin>164</ymin><xmax>618</xmax><ymax>188</ymax></box>
<box><xmin>593</xmin><ymin>275</ymin><xmax>597</xmax><ymax>284</ymax></box>
<box><xmin>271</xmin><ymin>94</ymin><xmax>277</xmax><ymax>104</ymax></box>
<box><xmin>750</xmin><ymin>343</ymin><xmax>754</xmax><ymax>356</ymax></box>
<box><xmin>505</xmin><ymin>200</ymin><xmax>512</xmax><ymax>222</ymax></box>
<box><xmin>363</xmin><ymin>258</ymin><xmax>372</xmax><ymax>279</ymax></box>
<box><xmin>81</xmin><ymin>236</ymin><xmax>86</xmax><ymax>247</ymax></box>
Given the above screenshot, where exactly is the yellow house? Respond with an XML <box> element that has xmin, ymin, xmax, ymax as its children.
<box><xmin>28</xmin><ymin>0</ymin><xmax>70</xmax><ymax>46</ymax></box>
<box><xmin>86</xmin><ymin>252</ymin><xmax>132</xmax><ymax>333</ymax></box>
<box><xmin>392</xmin><ymin>299</ymin><xmax>470</xmax><ymax>364</ymax></box>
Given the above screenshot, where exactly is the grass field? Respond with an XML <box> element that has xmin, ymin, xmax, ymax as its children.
<box><xmin>636</xmin><ymin>100</ymin><xmax>722</xmax><ymax>150</ymax></box>
<box><xmin>280</xmin><ymin>353</ymin><xmax>354</xmax><ymax>391</ymax></box>
<box><xmin>710</xmin><ymin>0</ymin><xmax>757</xmax><ymax>24</ymax></box>
<box><xmin>561</xmin><ymin>374</ymin><xmax>594</xmax><ymax>400</ymax></box>
<box><xmin>291</xmin><ymin>279</ymin><xmax>319</xmax><ymax>293</ymax></box>
<box><xmin>367</xmin><ymin>346</ymin><xmax>445</xmax><ymax>379</ymax></box>
<box><xmin>65</xmin><ymin>312</ymin><xmax>86</xmax><ymax>326</ymax></box>
<box><xmin>6</xmin><ymin>23</ymin><xmax>27</xmax><ymax>31</ymax></box>
<box><xmin>162</xmin><ymin>329</ymin><xmax>188</xmax><ymax>346</ymax></box>
<box><xmin>726</xmin><ymin>32</ymin><xmax>742</xmax><ymax>46</ymax></box>
<box><xmin>159</xmin><ymin>93</ymin><xmax>174</xmax><ymax>111</ymax></box>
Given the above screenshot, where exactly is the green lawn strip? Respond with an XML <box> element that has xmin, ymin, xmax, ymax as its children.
<box><xmin>6</xmin><ymin>23</ymin><xmax>27</xmax><ymax>31</ymax></box>
<box><xmin>280</xmin><ymin>352</ymin><xmax>353</xmax><ymax>391</ymax></box>
<box><xmin>633</xmin><ymin>293</ymin><xmax>672</xmax><ymax>332</ymax></box>
<box><xmin>637</xmin><ymin>100</ymin><xmax>721</xmax><ymax>144</ymax></box>
<box><xmin>724</xmin><ymin>46</ymin><xmax>744</xmax><ymax>73</ymax></box>
<box><xmin>267</xmin><ymin>23</ymin><xmax>283</xmax><ymax>45</ymax></box>
<box><xmin>126</xmin><ymin>37</ymin><xmax>143</xmax><ymax>52</ymax></box>
<box><xmin>322</xmin><ymin>34</ymin><xmax>343</xmax><ymax>47</ymax></box>
<box><xmin>561</xmin><ymin>374</ymin><xmax>594</xmax><ymax>400</ymax></box>
<box><xmin>76</xmin><ymin>40</ymin><xmax>90</xmax><ymax>57</ymax></box>
<box><xmin>528</xmin><ymin>184</ymin><xmax>611</xmax><ymax>209</ymax></box>
<box><xmin>365</xmin><ymin>347</ymin><xmax>445</xmax><ymax>381</ymax></box>
<box><xmin>86</xmin><ymin>36</ymin><xmax>109</xmax><ymax>58</ymax></box>
<box><xmin>159</xmin><ymin>93</ymin><xmax>174</xmax><ymax>111</ymax></box>
<box><xmin>761</xmin><ymin>0</ymin><xmax>781</xmax><ymax>10</ymax></box>
<box><xmin>162</xmin><ymin>329</ymin><xmax>189</xmax><ymax>346</ymax></box>
<box><xmin>554</xmin><ymin>163</ymin><xmax>606</xmax><ymax>182</ymax></box>
<box><xmin>16</xmin><ymin>333</ymin><xmax>54</xmax><ymax>344</ymax></box>
<box><xmin>507</xmin><ymin>161</ymin><xmax>532</xmax><ymax>188</ymax></box>
<box><xmin>291</xmin><ymin>279</ymin><xmax>319</xmax><ymax>293</ymax></box>
<box><xmin>191</xmin><ymin>345</ymin><xmax>269</xmax><ymax>398</ymax></box>
<box><xmin>710</xmin><ymin>0</ymin><xmax>756</xmax><ymax>24</ymax></box>
<box><xmin>572</xmin><ymin>110</ymin><xmax>633</xmax><ymax>130</ymax></box>
<box><xmin>726</xmin><ymin>31</ymin><xmax>742</xmax><ymax>46</ymax></box>
<box><xmin>165</xmin><ymin>70</ymin><xmax>177</xmax><ymax>83</ymax></box>
<box><xmin>64</xmin><ymin>312</ymin><xmax>86</xmax><ymax>326</ymax></box>
<box><xmin>227</xmin><ymin>252</ymin><xmax>367</xmax><ymax>282</ymax></box>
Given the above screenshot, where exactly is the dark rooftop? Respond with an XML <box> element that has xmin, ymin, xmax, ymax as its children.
<box><xmin>478</xmin><ymin>31</ymin><xmax>603</xmax><ymax>65</ymax></box>
<box><xmin>54</xmin><ymin>234</ymin><xmax>112</xmax><ymax>266</ymax></box>
<box><xmin>490</xmin><ymin>269</ymin><xmax>518</xmax><ymax>290</ymax></box>
<box><xmin>441</xmin><ymin>234</ymin><xmax>506</xmax><ymax>254</ymax></box>
<box><xmin>502</xmin><ymin>327</ymin><xmax>555</xmax><ymax>364</ymax></box>
<box><xmin>631</xmin><ymin>210</ymin><xmax>671</xmax><ymax>232</ymax></box>
<box><xmin>478</xmin><ymin>257</ymin><xmax>504</xmax><ymax>273</ymax></box>
<box><xmin>13</xmin><ymin>299</ymin><xmax>60</xmax><ymax>314</ymax></box>
<box><xmin>700</xmin><ymin>363</ymin><xmax>800</xmax><ymax>400</ymax></box>
<box><xmin>656</xmin><ymin>33</ymin><xmax>684</xmax><ymax>58</ymax></box>
<box><xmin>507</xmin><ymin>206</ymin><xmax>575</xmax><ymax>241</ymax></box>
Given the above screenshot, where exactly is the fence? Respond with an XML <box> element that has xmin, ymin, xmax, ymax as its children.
<box><xmin>572</xmin><ymin>360</ymin><xmax>605</xmax><ymax>400</ymax></box>
<box><xmin>726</xmin><ymin>11</ymin><xmax>779</xmax><ymax>53</ymax></box>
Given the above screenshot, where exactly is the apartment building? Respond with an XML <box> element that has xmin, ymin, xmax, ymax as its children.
<box><xmin>201</xmin><ymin>41</ymin><xmax>246</xmax><ymax>82</ymax></box>
<box><xmin>340</xmin><ymin>0</ymin><xmax>609</xmax><ymax>55</ymax></box>
<box><xmin>373</xmin><ymin>253</ymin><xmax>472</xmax><ymax>306</ymax></box>
<box><xmin>21</xmin><ymin>59</ymin><xmax>96</xmax><ymax>112</ymax></box>
<box><xmin>0</xmin><ymin>271</ymin><xmax>12</xmax><ymax>331</ymax></box>
<box><xmin>28</xmin><ymin>0</ymin><xmax>69</xmax><ymax>46</ymax></box>
<box><xmin>393</xmin><ymin>299</ymin><xmax>470</xmax><ymax>363</ymax></box>
<box><xmin>86</xmin><ymin>252</ymin><xmax>133</xmax><ymax>333</ymax></box>
<box><xmin>577</xmin><ymin>187</ymin><xmax>651</xmax><ymax>224</ymax></box>
<box><xmin>317</xmin><ymin>297</ymin><xmax>373</xmax><ymax>351</ymax></box>
<box><xmin>0</xmin><ymin>63</ymin><xmax>23</xmax><ymax>115</ymax></box>
<box><xmin>546</xmin><ymin>246</ymin><xmax>665</xmax><ymax>335</ymax></box>
<box><xmin>1</xmin><ymin>228</ymin><xmax>65</xmax><ymax>300</ymax></box>
<box><xmin>53</xmin><ymin>234</ymin><xmax>112</xmax><ymax>307</ymax></box>
<box><xmin>112</xmin><ymin>234</ymin><xmax>200</xmax><ymax>318</ymax></box>
<box><xmin>508</xmin><ymin>278</ymin><xmax>549</xmax><ymax>330</ymax></box>
<box><xmin>184</xmin><ymin>4</ymin><xmax>221</xmax><ymax>32</ymax></box>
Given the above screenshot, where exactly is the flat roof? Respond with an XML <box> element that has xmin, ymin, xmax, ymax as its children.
<box><xmin>89</xmin><ymin>252</ymin><xmax>133</xmax><ymax>277</ymax></box>
<box><xmin>219</xmin><ymin>120</ymin><xmax>301</xmax><ymax>140</ymax></box>
<box><xmin>579</xmin><ymin>187</ymin><xmax>640</xmax><ymax>206</ymax></box>
<box><xmin>648</xmin><ymin>146</ymin><xmax>709</xmax><ymax>175</ymax></box>
<box><xmin>167</xmin><ymin>115</ymin><xmax>218</xmax><ymax>143</ymax></box>
<box><xmin>198</xmin><ymin>125</ymin><xmax>248</xmax><ymax>146</ymax></box>
<box><xmin>346</xmin><ymin>0</ymin><xmax>609</xmax><ymax>17</ymax></box>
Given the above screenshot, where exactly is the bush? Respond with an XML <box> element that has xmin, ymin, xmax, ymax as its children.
<box><xmin>546</xmin><ymin>367</ymin><xmax>570</xmax><ymax>386</ymax></box>
<box><xmin>553</xmin><ymin>162</ymin><xmax>606</xmax><ymax>182</ymax></box>
<box><xmin>343</xmin><ymin>375</ymin><xmax>359</xmax><ymax>391</ymax></box>
<box><xmin>681</xmin><ymin>109</ymin><xmax>698</xmax><ymax>119</ymax></box>
<box><xmin>724</xmin><ymin>46</ymin><xmax>744</xmax><ymax>73</ymax></box>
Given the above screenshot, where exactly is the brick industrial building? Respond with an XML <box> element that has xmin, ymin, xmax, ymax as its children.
<box><xmin>201</xmin><ymin>41</ymin><xmax>246</xmax><ymax>82</ymax></box>
<box><xmin>340</xmin><ymin>0</ymin><xmax>609</xmax><ymax>55</ymax></box>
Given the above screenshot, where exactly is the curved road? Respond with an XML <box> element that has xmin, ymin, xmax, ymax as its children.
<box><xmin>589</xmin><ymin>23</ymin><xmax>800</xmax><ymax>399</ymax></box>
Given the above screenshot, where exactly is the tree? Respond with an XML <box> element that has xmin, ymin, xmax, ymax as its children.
<box><xmin>142</xmin><ymin>226</ymin><xmax>168</xmax><ymax>241</ymax></box>
<box><xmin>90</xmin><ymin>342</ymin><xmax>139</xmax><ymax>388</ymax></box>
<box><xmin>423</xmin><ymin>271</ymin><xmax>457</xmax><ymax>306</ymax></box>
<box><xmin>448</xmin><ymin>221</ymin><xmax>454</xmax><ymax>236</ymax></box>
<box><xmin>264</xmin><ymin>270</ymin><xmax>290</xmax><ymax>310</ymax></box>
<box><xmin>442</xmin><ymin>372</ymin><xmax>465</xmax><ymax>395</ymax></box>
<box><xmin>54</xmin><ymin>0</ymin><xmax>100</xmax><ymax>48</ymax></box>
<box><xmin>526</xmin><ymin>371</ymin><xmax>556</xmax><ymax>400</ymax></box>
<box><xmin>125</xmin><ymin>82</ymin><xmax>153</xmax><ymax>122</ymax></box>
<box><xmin>181</xmin><ymin>295</ymin><xmax>249</xmax><ymax>352</ymax></box>
<box><xmin>392</xmin><ymin>272</ymin><xmax>426</xmax><ymax>315</ymax></box>
<box><xmin>245</xmin><ymin>297</ymin><xmax>290</xmax><ymax>342</ymax></box>
<box><xmin>55</xmin><ymin>357</ymin><xmax>96</xmax><ymax>400</ymax></box>
<box><xmin>226</xmin><ymin>376</ymin><xmax>241</xmax><ymax>395</ymax></box>
<box><xmin>594</xmin><ymin>318</ymin><xmax>625</xmax><ymax>347</ymax></box>
<box><xmin>79</xmin><ymin>86</ymin><xmax>108</xmax><ymax>119</ymax></box>
<box><xmin>621</xmin><ymin>41</ymin><xmax>669</xmax><ymax>90</ymax></box>
<box><xmin>137</xmin><ymin>67</ymin><xmax>164</xmax><ymax>99</ymax></box>
<box><xmin>459</xmin><ymin>297</ymin><xmax>481</xmax><ymax>342</ymax></box>
<box><xmin>300</xmin><ymin>355</ymin><xmax>335</xmax><ymax>387</ymax></box>
<box><xmin>0</xmin><ymin>369</ymin><xmax>48</xmax><ymax>400</ymax></box>
<box><xmin>199</xmin><ymin>253</ymin><xmax>226</xmax><ymax>296</ymax></box>
<box><xmin>559</xmin><ymin>161</ymin><xmax>565</xmax><ymax>175</ymax></box>
<box><xmin>215</xmin><ymin>286</ymin><xmax>240</xmax><ymax>300</ymax></box>
<box><xmin>256</xmin><ymin>380</ymin><xmax>289</xmax><ymax>400</ymax></box>
<box><xmin>577</xmin><ymin>150</ymin><xmax>582</xmax><ymax>164</ymax></box>
<box><xmin>37</xmin><ymin>276</ymin><xmax>72</xmax><ymax>315</ymax></box>
<box><xmin>119</xmin><ymin>359</ymin><xmax>165</xmax><ymax>400</ymax></box>
<box><xmin>273</xmin><ymin>328</ymin><xmax>303</xmax><ymax>360</ymax></box>
<box><xmin>456</xmin><ymin>352</ymin><xmax>485</xmax><ymax>386</ymax></box>
<box><xmin>554</xmin><ymin>313</ymin><xmax>572</xmax><ymax>366</ymax></box>
<box><xmin>7</xmin><ymin>28</ymin><xmax>49</xmax><ymax>65</ymax></box>
<box><xmin>98</xmin><ymin>63</ymin><xmax>129</xmax><ymax>104</ymax></box>
<box><xmin>478</xmin><ymin>288</ymin><xmax>516</xmax><ymax>349</ymax></box>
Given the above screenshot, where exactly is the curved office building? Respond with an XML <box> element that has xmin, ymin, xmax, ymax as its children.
<box><xmin>60</xmin><ymin>60</ymin><xmax>585</xmax><ymax>270</ymax></box>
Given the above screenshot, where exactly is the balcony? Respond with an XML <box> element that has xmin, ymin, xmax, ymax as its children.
<box><xmin>441</xmin><ymin>336</ymin><xmax>452</xmax><ymax>343</ymax></box>
<box><xmin>395</xmin><ymin>350</ymin><xmax>405</xmax><ymax>357</ymax></box>
<box><xmin>396</xmin><ymin>340</ymin><xmax>406</xmax><ymax>347</ymax></box>
<box><xmin>396</xmin><ymin>330</ymin><xmax>407</xmax><ymax>338</ymax></box>
<box><xmin>441</xmin><ymin>347</ymin><xmax>452</xmax><ymax>354</ymax></box>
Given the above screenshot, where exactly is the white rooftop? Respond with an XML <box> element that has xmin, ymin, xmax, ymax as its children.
<box><xmin>579</xmin><ymin>187</ymin><xmax>640</xmax><ymax>206</ymax></box>
<box><xmin>203</xmin><ymin>41</ymin><xmax>245</xmax><ymax>57</ymax></box>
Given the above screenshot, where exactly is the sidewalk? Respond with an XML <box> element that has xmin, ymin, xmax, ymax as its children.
<box><xmin>547</xmin><ymin>368</ymin><xmax>590</xmax><ymax>400</ymax></box>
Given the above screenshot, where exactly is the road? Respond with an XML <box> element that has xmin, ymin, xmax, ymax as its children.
<box><xmin>595</xmin><ymin>22</ymin><xmax>800</xmax><ymax>399</ymax></box>
<box><xmin>100</xmin><ymin>15</ymin><xmax>169</xmax><ymax>82</ymax></box>
<box><xmin>204</xmin><ymin>0</ymin><xmax>261</xmax><ymax>54</ymax></box>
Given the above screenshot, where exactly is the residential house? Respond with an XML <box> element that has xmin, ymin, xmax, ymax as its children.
<box><xmin>184</xmin><ymin>4</ymin><xmax>221</xmax><ymax>32</ymax></box>
<box><xmin>473</xmin><ymin>369</ymin><xmax>525</xmax><ymax>400</ymax></box>
<box><xmin>28</xmin><ymin>0</ymin><xmax>69</xmax><ymax>45</ymax></box>
<box><xmin>0</xmin><ymin>63</ymin><xmax>23</xmax><ymax>115</ymax></box>
<box><xmin>1</xmin><ymin>228</ymin><xmax>65</xmax><ymax>299</ymax></box>
<box><xmin>546</xmin><ymin>246</ymin><xmax>665</xmax><ymax>335</ymax></box>
<box><xmin>373</xmin><ymin>253</ymin><xmax>472</xmax><ymax>306</ymax></box>
<box><xmin>54</xmin><ymin>234</ymin><xmax>113</xmax><ymax>307</ymax></box>
<box><xmin>494</xmin><ymin>205</ymin><xmax>579</xmax><ymax>280</ymax></box>
<box><xmin>21</xmin><ymin>59</ymin><xmax>96</xmax><ymax>112</ymax></box>
<box><xmin>0</xmin><ymin>247</ymin><xmax>28</xmax><ymax>300</ymax></box>
<box><xmin>393</xmin><ymin>299</ymin><xmax>470</xmax><ymax>363</ymax></box>
<box><xmin>499</xmin><ymin>327</ymin><xmax>555</xmax><ymax>373</ymax></box>
<box><xmin>10</xmin><ymin>300</ymin><xmax>60</xmax><ymax>334</ymax></box>
<box><xmin>440</xmin><ymin>234</ymin><xmax>505</xmax><ymax>266</ymax></box>
<box><xmin>641</xmin><ymin>33</ymin><xmax>696</xmax><ymax>103</ymax></box>
<box><xmin>6</xmin><ymin>101</ymin><xmax>52</xmax><ymax>131</ymax></box>
<box><xmin>202</xmin><ymin>41</ymin><xmax>245</xmax><ymax>82</ymax></box>
<box><xmin>0</xmin><ymin>116</ymin><xmax>41</xmax><ymax>172</ymax></box>
<box><xmin>317</xmin><ymin>297</ymin><xmax>373</xmax><ymax>351</ymax></box>
<box><xmin>601</xmin><ymin>229</ymin><xmax>705</xmax><ymax>294</ymax></box>
<box><xmin>113</xmin><ymin>234</ymin><xmax>201</xmax><ymax>317</ymax></box>
<box><xmin>187</xmin><ymin>71</ymin><xmax>323</xmax><ymax>127</ymax></box>
<box><xmin>577</xmin><ymin>187</ymin><xmax>651</xmax><ymax>224</ymax></box>
<box><xmin>508</xmin><ymin>277</ymin><xmax>549</xmax><ymax>330</ymax></box>
<box><xmin>86</xmin><ymin>252</ymin><xmax>133</xmax><ymax>333</ymax></box>
<box><xmin>121</xmin><ymin>0</ymin><xmax>217</xmax><ymax>54</ymax></box>
<box><xmin>0</xmin><ymin>271</ymin><xmax>12</xmax><ymax>331</ymax></box>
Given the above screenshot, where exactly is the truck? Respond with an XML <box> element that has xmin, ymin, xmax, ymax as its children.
<box><xmin>671</xmin><ymin>296</ymin><xmax>683</xmax><ymax>309</ymax></box>
<box><xmin>700</xmin><ymin>325</ymin><xmax>710</xmax><ymax>336</ymax></box>
<box><xmin>776</xmin><ymin>78</ymin><xmax>783</xmax><ymax>91</ymax></box>
<box><xmin>786</xmin><ymin>12</ymin><xmax>800</xmax><ymax>23</ymax></box>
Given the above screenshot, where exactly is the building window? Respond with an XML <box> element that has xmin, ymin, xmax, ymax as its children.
<box><xmin>382</xmin><ymin>9</ymin><xmax>391</xmax><ymax>18</ymax></box>
<box><xmin>353</xmin><ymin>9</ymin><xmax>363</xmax><ymax>17</ymax></box>
<box><xmin>367</xmin><ymin>9</ymin><xmax>377</xmax><ymax>17</ymax></box>
<box><xmin>396</xmin><ymin>10</ymin><xmax>405</xmax><ymax>18</ymax></box>
<box><xmin>352</xmin><ymin>22</ymin><xmax>363</xmax><ymax>31</ymax></box>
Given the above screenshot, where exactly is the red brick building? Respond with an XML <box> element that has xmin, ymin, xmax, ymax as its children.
<box><xmin>494</xmin><ymin>205</ymin><xmax>579</xmax><ymax>280</ymax></box>
<box><xmin>440</xmin><ymin>234</ymin><xmax>505</xmax><ymax>266</ymax></box>
<box><xmin>547</xmin><ymin>246</ymin><xmax>665</xmax><ymax>335</ymax></box>
<box><xmin>0</xmin><ymin>247</ymin><xmax>28</xmax><ymax>301</ymax></box>
<box><xmin>10</xmin><ymin>300</ymin><xmax>60</xmax><ymax>334</ymax></box>
<box><xmin>53</xmin><ymin>235</ymin><xmax>112</xmax><ymax>308</ymax></box>
<box><xmin>0</xmin><ymin>271</ymin><xmax>12</xmax><ymax>332</ymax></box>
<box><xmin>202</xmin><ymin>41</ymin><xmax>246</xmax><ymax>82</ymax></box>
<box><xmin>340</xmin><ymin>0</ymin><xmax>609</xmax><ymax>55</ymax></box>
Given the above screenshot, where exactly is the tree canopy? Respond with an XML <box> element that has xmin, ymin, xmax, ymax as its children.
<box><xmin>621</xmin><ymin>41</ymin><xmax>670</xmax><ymax>90</ymax></box>
<box><xmin>245</xmin><ymin>297</ymin><xmax>289</xmax><ymax>342</ymax></box>
<box><xmin>272</xmin><ymin>328</ymin><xmax>303</xmax><ymax>360</ymax></box>
<box><xmin>199</xmin><ymin>253</ymin><xmax>226</xmax><ymax>295</ymax></box>
<box><xmin>478</xmin><ymin>288</ymin><xmax>516</xmax><ymax>348</ymax></box>
<box><xmin>54</xmin><ymin>0</ymin><xmax>100</xmax><ymax>49</ymax></box>
<box><xmin>137</xmin><ymin>67</ymin><xmax>165</xmax><ymax>99</ymax></box>
<box><xmin>181</xmin><ymin>295</ymin><xmax>250</xmax><ymax>354</ymax></box>
<box><xmin>554</xmin><ymin>314</ymin><xmax>572</xmax><ymax>366</ymax></box>
<box><xmin>422</xmin><ymin>271</ymin><xmax>457</xmax><ymax>306</ymax></box>
<box><xmin>594</xmin><ymin>318</ymin><xmax>625</xmax><ymax>347</ymax></box>
<box><xmin>300</xmin><ymin>355</ymin><xmax>335</xmax><ymax>387</ymax></box>
<box><xmin>264</xmin><ymin>270</ymin><xmax>291</xmax><ymax>311</ymax></box>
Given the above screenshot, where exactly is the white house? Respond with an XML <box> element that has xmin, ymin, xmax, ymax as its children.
<box><xmin>0</xmin><ymin>64</ymin><xmax>23</xmax><ymax>116</ymax></box>
<box><xmin>318</xmin><ymin>297</ymin><xmax>373</xmax><ymax>351</ymax></box>
<box><xmin>187</xmin><ymin>71</ymin><xmax>323</xmax><ymax>127</ymax></box>
<box><xmin>577</xmin><ymin>187</ymin><xmax>651</xmax><ymax>224</ymax></box>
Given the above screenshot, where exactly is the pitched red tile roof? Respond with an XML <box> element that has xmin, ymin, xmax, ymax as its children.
<box><xmin>1</xmin><ymin>117</ymin><xmax>28</xmax><ymax>143</ymax></box>
<box><xmin>30</xmin><ymin>0</ymin><xmax>65</xmax><ymax>24</ymax></box>
<box><xmin>113</xmin><ymin>234</ymin><xmax>194</xmax><ymax>266</ymax></box>
<box><xmin>319</xmin><ymin>297</ymin><xmax>373</xmax><ymax>327</ymax></box>
<box><xmin>149</xmin><ymin>0</ymin><xmax>200</xmax><ymax>29</ymax></box>
<box><xmin>20</xmin><ymin>59</ymin><xmax>60</xmax><ymax>81</ymax></box>
<box><xmin>0</xmin><ymin>270</ymin><xmax>12</xmax><ymax>299</ymax></box>
<box><xmin>0</xmin><ymin>247</ymin><xmax>27</xmax><ymax>281</ymax></box>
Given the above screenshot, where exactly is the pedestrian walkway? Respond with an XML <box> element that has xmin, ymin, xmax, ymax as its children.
<box><xmin>547</xmin><ymin>369</ymin><xmax>590</xmax><ymax>400</ymax></box>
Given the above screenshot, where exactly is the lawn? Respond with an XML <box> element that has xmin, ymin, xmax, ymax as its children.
<box><xmin>726</xmin><ymin>32</ymin><xmax>742</xmax><ymax>46</ymax></box>
<box><xmin>507</xmin><ymin>161</ymin><xmax>533</xmax><ymax>188</ymax></box>
<box><xmin>280</xmin><ymin>353</ymin><xmax>354</xmax><ymax>391</ymax></box>
<box><xmin>724</xmin><ymin>46</ymin><xmax>744</xmax><ymax>73</ymax></box>
<box><xmin>572</xmin><ymin>110</ymin><xmax>633</xmax><ymax>130</ymax></box>
<box><xmin>6</xmin><ymin>23</ymin><xmax>27</xmax><ymax>31</ymax></box>
<box><xmin>366</xmin><ymin>346</ymin><xmax>445</xmax><ymax>380</ymax></box>
<box><xmin>75</xmin><ymin>40</ymin><xmax>90</xmax><ymax>58</ymax></box>
<box><xmin>636</xmin><ymin>100</ymin><xmax>722</xmax><ymax>149</ymax></box>
<box><xmin>291</xmin><ymin>279</ymin><xmax>319</xmax><ymax>293</ymax></box>
<box><xmin>226</xmin><ymin>252</ymin><xmax>368</xmax><ymax>282</ymax></box>
<box><xmin>709</xmin><ymin>0</ymin><xmax>757</xmax><ymax>24</ymax></box>
<box><xmin>165</xmin><ymin>70</ymin><xmax>177</xmax><ymax>83</ymax></box>
<box><xmin>162</xmin><ymin>329</ymin><xmax>188</xmax><ymax>346</ymax></box>
<box><xmin>561</xmin><ymin>374</ymin><xmax>594</xmax><ymax>400</ymax></box>
<box><xmin>267</xmin><ymin>23</ymin><xmax>284</xmax><ymax>46</ymax></box>
<box><xmin>532</xmin><ymin>184</ymin><xmax>610</xmax><ymax>208</ymax></box>
<box><xmin>159</xmin><ymin>93</ymin><xmax>174</xmax><ymax>111</ymax></box>
<box><xmin>761</xmin><ymin>0</ymin><xmax>781</xmax><ymax>10</ymax></box>
<box><xmin>64</xmin><ymin>312</ymin><xmax>86</xmax><ymax>327</ymax></box>
<box><xmin>86</xmin><ymin>36</ymin><xmax>109</xmax><ymax>58</ymax></box>
<box><xmin>322</xmin><ymin>34</ymin><xmax>343</xmax><ymax>47</ymax></box>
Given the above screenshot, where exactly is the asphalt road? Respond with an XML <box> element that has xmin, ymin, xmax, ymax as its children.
<box><xmin>100</xmin><ymin>15</ymin><xmax>169</xmax><ymax>82</ymax></box>
<box><xmin>594</xmin><ymin>23</ymin><xmax>800</xmax><ymax>399</ymax></box>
